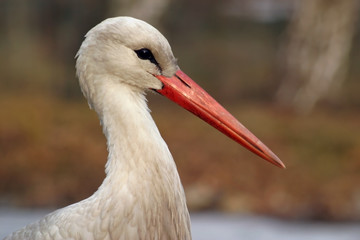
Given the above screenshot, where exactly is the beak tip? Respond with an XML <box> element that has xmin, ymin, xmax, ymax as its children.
<box><xmin>272</xmin><ymin>155</ymin><xmax>286</xmax><ymax>169</ymax></box>
<box><xmin>277</xmin><ymin>161</ymin><xmax>286</xmax><ymax>169</ymax></box>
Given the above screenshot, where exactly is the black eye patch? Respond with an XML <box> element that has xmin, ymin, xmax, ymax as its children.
<box><xmin>134</xmin><ymin>48</ymin><xmax>159</xmax><ymax>66</ymax></box>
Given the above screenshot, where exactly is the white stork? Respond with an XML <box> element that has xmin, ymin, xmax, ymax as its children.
<box><xmin>5</xmin><ymin>17</ymin><xmax>284</xmax><ymax>240</ymax></box>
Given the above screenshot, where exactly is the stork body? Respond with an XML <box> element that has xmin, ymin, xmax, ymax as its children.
<box><xmin>6</xmin><ymin>17</ymin><xmax>283</xmax><ymax>240</ymax></box>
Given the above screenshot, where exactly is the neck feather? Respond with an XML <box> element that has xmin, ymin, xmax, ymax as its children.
<box><xmin>91</xmin><ymin>80</ymin><xmax>191</xmax><ymax>239</ymax></box>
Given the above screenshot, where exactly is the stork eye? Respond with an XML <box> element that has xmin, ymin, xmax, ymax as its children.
<box><xmin>134</xmin><ymin>48</ymin><xmax>161</xmax><ymax>71</ymax></box>
<box><xmin>135</xmin><ymin>48</ymin><xmax>153</xmax><ymax>60</ymax></box>
<box><xmin>135</xmin><ymin>48</ymin><xmax>158</xmax><ymax>63</ymax></box>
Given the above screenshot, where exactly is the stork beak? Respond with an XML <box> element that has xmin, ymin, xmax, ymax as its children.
<box><xmin>155</xmin><ymin>70</ymin><xmax>285</xmax><ymax>168</ymax></box>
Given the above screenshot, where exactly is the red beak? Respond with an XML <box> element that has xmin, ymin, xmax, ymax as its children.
<box><xmin>155</xmin><ymin>69</ymin><xmax>285</xmax><ymax>168</ymax></box>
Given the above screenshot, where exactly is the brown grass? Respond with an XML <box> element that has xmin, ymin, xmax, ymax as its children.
<box><xmin>1</xmin><ymin>93</ymin><xmax>360</xmax><ymax>221</ymax></box>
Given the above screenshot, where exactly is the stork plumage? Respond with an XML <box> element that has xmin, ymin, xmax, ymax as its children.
<box><xmin>5</xmin><ymin>17</ymin><xmax>284</xmax><ymax>240</ymax></box>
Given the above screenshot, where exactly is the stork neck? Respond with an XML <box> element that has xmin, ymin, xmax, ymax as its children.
<box><xmin>97</xmin><ymin>83</ymin><xmax>169</xmax><ymax>178</ymax></box>
<box><xmin>87</xmin><ymin>79</ymin><xmax>191</xmax><ymax>239</ymax></box>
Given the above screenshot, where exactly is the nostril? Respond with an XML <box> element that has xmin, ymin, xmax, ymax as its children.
<box><xmin>175</xmin><ymin>74</ymin><xmax>191</xmax><ymax>89</ymax></box>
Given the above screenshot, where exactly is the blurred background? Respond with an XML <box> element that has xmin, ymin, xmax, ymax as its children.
<box><xmin>1</xmin><ymin>0</ymin><xmax>360</xmax><ymax>234</ymax></box>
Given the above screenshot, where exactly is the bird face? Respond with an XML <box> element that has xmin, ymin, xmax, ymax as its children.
<box><xmin>76</xmin><ymin>17</ymin><xmax>178</xmax><ymax>98</ymax></box>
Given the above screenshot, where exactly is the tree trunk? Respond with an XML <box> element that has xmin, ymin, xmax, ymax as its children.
<box><xmin>276</xmin><ymin>0</ymin><xmax>359</xmax><ymax>114</ymax></box>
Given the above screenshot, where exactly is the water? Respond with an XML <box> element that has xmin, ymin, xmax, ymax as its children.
<box><xmin>191</xmin><ymin>212</ymin><xmax>360</xmax><ymax>240</ymax></box>
<box><xmin>1</xmin><ymin>208</ymin><xmax>359</xmax><ymax>240</ymax></box>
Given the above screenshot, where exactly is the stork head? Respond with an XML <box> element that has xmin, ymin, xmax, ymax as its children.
<box><xmin>76</xmin><ymin>16</ymin><xmax>285</xmax><ymax>168</ymax></box>
<box><xmin>76</xmin><ymin>17</ymin><xmax>178</xmax><ymax>98</ymax></box>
